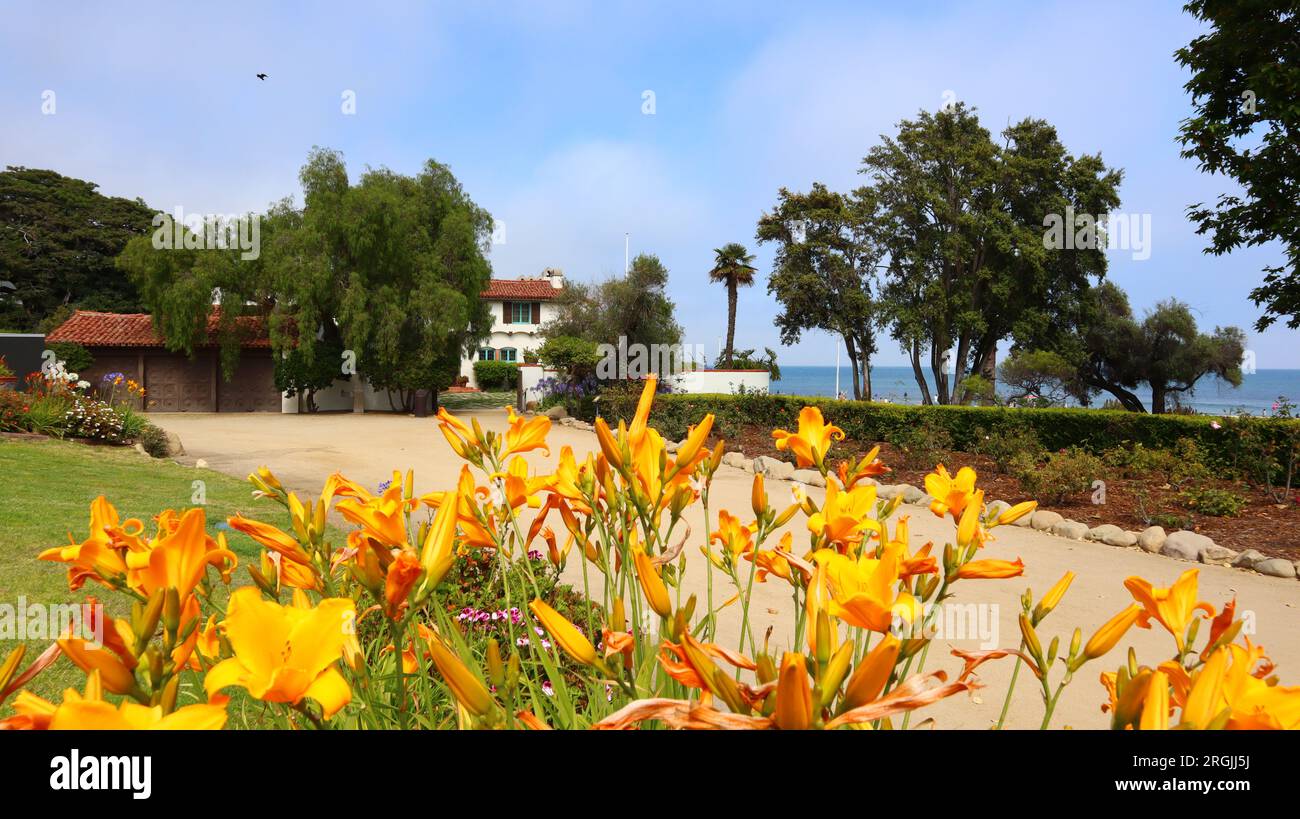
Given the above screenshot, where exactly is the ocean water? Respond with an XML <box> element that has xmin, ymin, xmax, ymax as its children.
<box><xmin>770</xmin><ymin>365</ymin><xmax>1300</xmax><ymax>416</ymax></box>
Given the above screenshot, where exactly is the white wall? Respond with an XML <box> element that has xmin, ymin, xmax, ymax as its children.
<box><xmin>668</xmin><ymin>369</ymin><xmax>770</xmax><ymax>395</ymax></box>
<box><xmin>280</xmin><ymin>378</ymin><xmax>418</xmax><ymax>413</ymax></box>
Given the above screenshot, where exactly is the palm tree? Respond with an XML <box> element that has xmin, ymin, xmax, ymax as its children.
<box><xmin>708</xmin><ymin>243</ymin><xmax>757</xmax><ymax>368</ymax></box>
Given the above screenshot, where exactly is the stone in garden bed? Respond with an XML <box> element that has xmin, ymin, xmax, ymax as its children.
<box><xmin>1137</xmin><ymin>526</ymin><xmax>1166</xmax><ymax>553</ymax></box>
<box><xmin>1087</xmin><ymin>524</ymin><xmax>1138</xmax><ymax>548</ymax></box>
<box><xmin>1160</xmin><ymin>530</ymin><xmax>1214</xmax><ymax>561</ymax></box>
<box><xmin>1254</xmin><ymin>558</ymin><xmax>1297</xmax><ymax>579</ymax></box>
<box><xmin>1030</xmin><ymin>510</ymin><xmax>1063</xmax><ymax>531</ymax></box>
<box><xmin>1199</xmin><ymin>544</ymin><xmax>1238</xmax><ymax>566</ymax></box>
<box><xmin>1051</xmin><ymin>519</ymin><xmax>1089</xmax><ymax>540</ymax></box>
<box><xmin>791</xmin><ymin>468</ymin><xmax>825</xmax><ymax>487</ymax></box>
<box><xmin>1233</xmin><ymin>549</ymin><xmax>1265</xmax><ymax>569</ymax></box>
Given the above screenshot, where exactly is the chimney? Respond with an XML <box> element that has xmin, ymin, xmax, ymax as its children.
<box><xmin>543</xmin><ymin>267</ymin><xmax>564</xmax><ymax>289</ymax></box>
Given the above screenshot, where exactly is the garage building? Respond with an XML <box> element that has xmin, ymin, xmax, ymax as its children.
<box><xmin>46</xmin><ymin>310</ymin><xmax>282</xmax><ymax>412</ymax></box>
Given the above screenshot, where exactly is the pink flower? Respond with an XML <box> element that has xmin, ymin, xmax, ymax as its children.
<box><xmin>1210</xmin><ymin>421</ymin><xmax>1221</xmax><ymax>430</ymax></box>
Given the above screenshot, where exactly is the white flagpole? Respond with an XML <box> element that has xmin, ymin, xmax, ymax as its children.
<box><xmin>624</xmin><ymin>233</ymin><xmax>629</xmax><ymax>274</ymax></box>
<box><xmin>835</xmin><ymin>342</ymin><xmax>841</xmax><ymax>399</ymax></box>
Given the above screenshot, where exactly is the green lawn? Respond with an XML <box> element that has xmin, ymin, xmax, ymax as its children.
<box><xmin>0</xmin><ymin>436</ymin><xmax>339</xmax><ymax>711</ymax></box>
<box><xmin>438</xmin><ymin>390</ymin><xmax>515</xmax><ymax>410</ymax></box>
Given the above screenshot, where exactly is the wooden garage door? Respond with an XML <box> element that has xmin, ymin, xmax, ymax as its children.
<box><xmin>145</xmin><ymin>354</ymin><xmax>214</xmax><ymax>412</ymax></box>
<box><xmin>217</xmin><ymin>354</ymin><xmax>280</xmax><ymax>412</ymax></box>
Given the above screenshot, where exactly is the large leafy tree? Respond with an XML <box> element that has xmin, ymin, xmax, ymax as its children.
<box><xmin>1176</xmin><ymin>0</ymin><xmax>1300</xmax><ymax>330</ymax></box>
<box><xmin>756</xmin><ymin>184</ymin><xmax>880</xmax><ymax>399</ymax></box>
<box><xmin>120</xmin><ymin>148</ymin><xmax>495</xmax><ymax>408</ymax></box>
<box><xmin>0</xmin><ymin>167</ymin><xmax>155</xmax><ymax>331</ymax></box>
<box><xmin>707</xmin><ymin>243</ymin><xmax>757</xmax><ymax>367</ymax></box>
<box><xmin>544</xmin><ymin>252</ymin><xmax>684</xmax><ymax>353</ymax></box>
<box><xmin>1025</xmin><ymin>281</ymin><xmax>1246</xmax><ymax>413</ymax></box>
<box><xmin>863</xmin><ymin>104</ymin><xmax>1121</xmax><ymax>404</ymax></box>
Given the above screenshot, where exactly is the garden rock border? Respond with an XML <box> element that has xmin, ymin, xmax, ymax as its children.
<box><xmin>708</xmin><ymin>448</ymin><xmax>1300</xmax><ymax>585</ymax></box>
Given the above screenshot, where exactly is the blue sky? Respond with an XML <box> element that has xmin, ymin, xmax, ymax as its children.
<box><xmin>2</xmin><ymin>0</ymin><xmax>1295</xmax><ymax>368</ymax></box>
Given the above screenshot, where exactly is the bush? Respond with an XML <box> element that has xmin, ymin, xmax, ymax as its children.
<box><xmin>1009</xmin><ymin>447</ymin><xmax>1106</xmax><ymax>504</ymax></box>
<box><xmin>136</xmin><ymin>423</ymin><xmax>171</xmax><ymax>458</ymax></box>
<box><xmin>594</xmin><ymin>392</ymin><xmax>1300</xmax><ymax>485</ymax></box>
<box><xmin>23</xmin><ymin>394</ymin><xmax>72</xmax><ymax>437</ymax></box>
<box><xmin>473</xmin><ymin>360</ymin><xmax>520</xmax><ymax>390</ymax></box>
<box><xmin>1102</xmin><ymin>438</ymin><xmax>1212</xmax><ymax>489</ymax></box>
<box><xmin>1180</xmin><ymin>487</ymin><xmax>1248</xmax><ymax>517</ymax></box>
<box><xmin>0</xmin><ymin>390</ymin><xmax>30</xmax><ymax>431</ymax></box>
<box><xmin>887</xmin><ymin>418</ymin><xmax>953</xmax><ymax>469</ymax></box>
<box><xmin>62</xmin><ymin>395</ymin><xmax>126</xmax><ymax>443</ymax></box>
<box><xmin>45</xmin><ymin>341</ymin><xmax>94</xmax><ymax>374</ymax></box>
<box><xmin>970</xmin><ymin>423</ymin><xmax>1046</xmax><ymax>472</ymax></box>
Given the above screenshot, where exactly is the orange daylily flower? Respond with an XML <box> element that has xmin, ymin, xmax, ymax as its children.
<box><xmin>1124</xmin><ymin>568</ymin><xmax>1216</xmax><ymax>654</ymax></box>
<box><xmin>953</xmin><ymin>557</ymin><xmax>1025</xmax><ymax>580</ymax></box>
<box><xmin>336</xmin><ymin>482</ymin><xmax>410</xmax><ymax>547</ymax></box>
<box><xmin>37</xmin><ymin>496</ymin><xmax>130</xmax><ymax>590</ymax></box>
<box><xmin>384</xmin><ymin>549</ymin><xmax>422</xmax><ymax>617</ymax></box>
<box><xmin>1083</xmin><ymin>602</ymin><xmax>1144</xmax><ymax>660</ymax></box>
<box><xmin>708</xmin><ymin>510</ymin><xmax>756</xmax><ymax>568</ymax></box>
<box><xmin>772</xmin><ymin>406</ymin><xmax>843</xmax><ymax>468</ymax></box>
<box><xmin>503</xmin><ymin>406</ymin><xmax>551</xmax><ymax>458</ymax></box>
<box><xmin>6</xmin><ymin>671</ymin><xmax>227</xmax><ymax>730</ymax></box>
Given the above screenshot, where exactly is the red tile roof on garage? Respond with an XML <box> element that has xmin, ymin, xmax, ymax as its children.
<box><xmin>480</xmin><ymin>278</ymin><xmax>561</xmax><ymax>301</ymax></box>
<box><xmin>46</xmin><ymin>310</ymin><xmax>272</xmax><ymax>348</ymax></box>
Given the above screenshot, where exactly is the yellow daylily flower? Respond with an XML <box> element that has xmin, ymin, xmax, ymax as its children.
<box><xmin>924</xmin><ymin>465</ymin><xmax>978</xmax><ymax>522</ymax></box>
<box><xmin>806</xmin><ymin>479</ymin><xmax>882</xmax><ymax>551</ymax></box>
<box><xmin>813</xmin><ymin>546</ymin><xmax>917</xmax><ymax>633</ymax></box>
<box><xmin>530</xmin><ymin>598</ymin><xmax>599</xmax><ymax>666</ymax></box>
<box><xmin>205</xmin><ymin>587</ymin><xmax>355</xmax><ymax>719</ymax></box>
<box><xmin>633</xmin><ymin>546</ymin><xmax>673</xmax><ymax>618</ymax></box>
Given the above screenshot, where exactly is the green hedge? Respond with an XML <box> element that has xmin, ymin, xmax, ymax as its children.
<box><xmin>473</xmin><ymin>360</ymin><xmax>519</xmax><ymax>390</ymax></box>
<box><xmin>595</xmin><ymin>391</ymin><xmax>1300</xmax><ymax>477</ymax></box>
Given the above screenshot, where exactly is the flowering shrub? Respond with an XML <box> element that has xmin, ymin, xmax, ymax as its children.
<box><xmin>3</xmin><ymin>377</ymin><xmax>1297</xmax><ymax>730</ymax></box>
<box><xmin>0</xmin><ymin>390</ymin><xmax>30</xmax><ymax>432</ymax></box>
<box><xmin>62</xmin><ymin>395</ymin><xmax>127</xmax><ymax>443</ymax></box>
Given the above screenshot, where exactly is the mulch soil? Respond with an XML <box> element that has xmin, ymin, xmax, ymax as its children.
<box><xmin>724</xmin><ymin>425</ymin><xmax>1300</xmax><ymax>560</ymax></box>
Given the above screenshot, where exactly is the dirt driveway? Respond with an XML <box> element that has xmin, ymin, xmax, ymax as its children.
<box><xmin>156</xmin><ymin>411</ymin><xmax>1300</xmax><ymax>729</ymax></box>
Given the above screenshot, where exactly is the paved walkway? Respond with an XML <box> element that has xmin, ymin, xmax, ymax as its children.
<box><xmin>157</xmin><ymin>411</ymin><xmax>1300</xmax><ymax>729</ymax></box>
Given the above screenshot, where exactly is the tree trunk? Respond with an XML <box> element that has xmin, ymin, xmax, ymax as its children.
<box><xmin>862</xmin><ymin>354</ymin><xmax>872</xmax><ymax>401</ymax></box>
<box><xmin>844</xmin><ymin>334</ymin><xmax>861</xmax><ymax>400</ymax></box>
<box><xmin>351</xmin><ymin>373</ymin><xmax>365</xmax><ymax>413</ymax></box>
<box><xmin>910</xmin><ymin>340</ymin><xmax>932</xmax><ymax>405</ymax></box>
<box><xmin>1151</xmin><ymin>384</ymin><xmax>1167</xmax><ymax>415</ymax></box>
<box><xmin>724</xmin><ymin>280</ymin><xmax>738</xmax><ymax>368</ymax></box>
<box><xmin>931</xmin><ymin>345</ymin><xmax>950</xmax><ymax>405</ymax></box>
<box><xmin>1098</xmin><ymin>382</ymin><xmax>1148</xmax><ymax>413</ymax></box>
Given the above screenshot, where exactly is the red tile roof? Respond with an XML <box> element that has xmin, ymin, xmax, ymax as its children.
<box><xmin>480</xmin><ymin>278</ymin><xmax>561</xmax><ymax>301</ymax></box>
<box><xmin>46</xmin><ymin>310</ymin><xmax>272</xmax><ymax>349</ymax></box>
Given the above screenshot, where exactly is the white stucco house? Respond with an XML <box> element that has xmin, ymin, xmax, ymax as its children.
<box><xmin>459</xmin><ymin>268</ymin><xmax>565</xmax><ymax>388</ymax></box>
